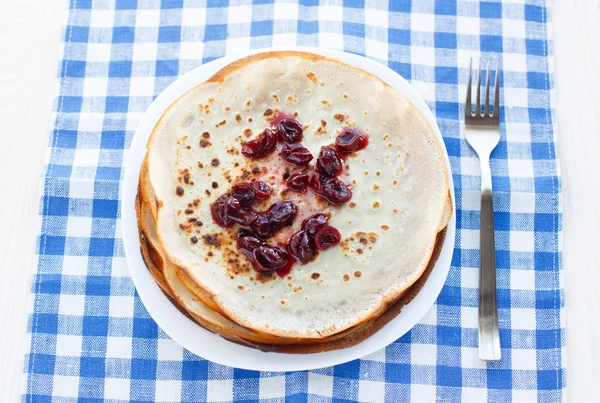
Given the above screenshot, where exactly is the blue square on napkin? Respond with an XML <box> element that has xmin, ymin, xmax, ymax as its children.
<box><xmin>112</xmin><ymin>26</ymin><xmax>135</xmax><ymax>43</ymax></box>
<box><xmin>80</xmin><ymin>357</ymin><xmax>106</xmax><ymax>378</ymax></box>
<box><xmin>526</xmin><ymin>39</ymin><xmax>547</xmax><ymax>56</ymax></box>
<box><xmin>480</xmin><ymin>2</ymin><xmax>502</xmax><ymax>19</ymax></box>
<box><xmin>343</xmin><ymin>22</ymin><xmax>365</xmax><ymax>38</ymax></box>
<box><xmin>251</xmin><ymin>20</ymin><xmax>273</xmax><ymax>37</ymax></box>
<box><xmin>158</xmin><ymin>26</ymin><xmax>181</xmax><ymax>43</ymax></box>
<box><xmin>59</xmin><ymin>96</ymin><xmax>83</xmax><ymax>113</ymax></box>
<box><xmin>131</xmin><ymin>359</ymin><xmax>158</xmax><ymax>380</ymax></box>
<box><xmin>527</xmin><ymin>72</ymin><xmax>550</xmax><ymax>90</ymax></box>
<box><xmin>155</xmin><ymin>60</ymin><xmax>179</xmax><ymax>77</ymax></box>
<box><xmin>435</xmin><ymin>66</ymin><xmax>458</xmax><ymax>84</ymax></box>
<box><xmin>389</xmin><ymin>28</ymin><xmax>410</xmax><ymax>46</ymax></box>
<box><xmin>298</xmin><ymin>20</ymin><xmax>318</xmax><ymax>35</ymax></box>
<box><xmin>389</xmin><ymin>0</ymin><xmax>411</xmax><ymax>12</ymax></box>
<box><xmin>434</xmin><ymin>32</ymin><xmax>457</xmax><ymax>49</ymax></box>
<box><xmin>39</xmin><ymin>235</ymin><xmax>66</xmax><ymax>255</ymax></box>
<box><xmin>92</xmin><ymin>199</ymin><xmax>118</xmax><ymax>219</ymax></box>
<box><xmin>115</xmin><ymin>0</ymin><xmax>138</xmax><ymax>9</ymax></box>
<box><xmin>437</xmin><ymin>326</ymin><xmax>462</xmax><ymax>347</ymax></box>
<box><xmin>65</xmin><ymin>60</ymin><xmax>86</xmax><ymax>77</ymax></box>
<box><xmin>100</xmin><ymin>131</ymin><xmax>126</xmax><ymax>149</ymax></box>
<box><xmin>31</xmin><ymin>313</ymin><xmax>59</xmax><ymax>334</ymax></box>
<box><xmin>385</xmin><ymin>363</ymin><xmax>411</xmax><ymax>383</ymax></box>
<box><xmin>535</xmin><ymin>290</ymin><xmax>561</xmax><ymax>309</ymax></box>
<box><xmin>525</xmin><ymin>4</ymin><xmax>546</xmax><ymax>23</ymax></box>
<box><xmin>435</xmin><ymin>0</ymin><xmax>456</xmax><ymax>15</ymax></box>
<box><xmin>480</xmin><ymin>34</ymin><xmax>503</xmax><ymax>52</ymax></box>
<box><xmin>182</xmin><ymin>361</ymin><xmax>209</xmax><ymax>381</ymax></box>
<box><xmin>85</xmin><ymin>277</ymin><xmax>111</xmax><ymax>298</ymax></box>
<box><xmin>109</xmin><ymin>61</ymin><xmax>132</xmax><ymax>78</ymax></box>
<box><xmin>437</xmin><ymin>366</ymin><xmax>462</xmax><ymax>387</ymax></box>
<box><xmin>29</xmin><ymin>354</ymin><xmax>56</xmax><ymax>375</ymax></box>
<box><xmin>161</xmin><ymin>0</ymin><xmax>184</xmax><ymax>8</ymax></box>
<box><xmin>538</xmin><ymin>370</ymin><xmax>562</xmax><ymax>390</ymax></box>
<box><xmin>55</xmin><ymin>130</ymin><xmax>78</xmax><ymax>149</ymax></box>
<box><xmin>133</xmin><ymin>318</ymin><xmax>159</xmax><ymax>339</ymax></box>
<box><xmin>487</xmin><ymin>369</ymin><xmax>512</xmax><ymax>389</ymax></box>
<box><xmin>205</xmin><ymin>24</ymin><xmax>228</xmax><ymax>41</ymax></box>
<box><xmin>44</xmin><ymin>197</ymin><xmax>70</xmax><ymax>217</ymax></box>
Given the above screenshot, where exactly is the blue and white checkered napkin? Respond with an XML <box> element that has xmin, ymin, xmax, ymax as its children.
<box><xmin>22</xmin><ymin>0</ymin><xmax>564</xmax><ymax>401</ymax></box>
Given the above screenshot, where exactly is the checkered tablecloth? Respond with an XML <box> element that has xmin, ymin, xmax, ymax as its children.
<box><xmin>22</xmin><ymin>0</ymin><xmax>564</xmax><ymax>402</ymax></box>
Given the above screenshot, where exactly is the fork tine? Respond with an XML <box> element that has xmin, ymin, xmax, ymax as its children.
<box><xmin>476</xmin><ymin>58</ymin><xmax>482</xmax><ymax>116</ymax></box>
<box><xmin>465</xmin><ymin>58</ymin><xmax>472</xmax><ymax>118</ymax></box>
<box><xmin>493</xmin><ymin>58</ymin><xmax>500</xmax><ymax>118</ymax></box>
<box><xmin>484</xmin><ymin>59</ymin><xmax>491</xmax><ymax>116</ymax></box>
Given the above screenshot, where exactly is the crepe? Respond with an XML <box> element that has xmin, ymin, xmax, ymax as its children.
<box><xmin>142</xmin><ymin>51</ymin><xmax>452</xmax><ymax>339</ymax></box>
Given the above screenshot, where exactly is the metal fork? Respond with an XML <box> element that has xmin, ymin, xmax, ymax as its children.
<box><xmin>464</xmin><ymin>58</ymin><xmax>501</xmax><ymax>361</ymax></box>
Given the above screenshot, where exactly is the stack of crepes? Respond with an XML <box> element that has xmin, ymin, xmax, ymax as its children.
<box><xmin>135</xmin><ymin>52</ymin><xmax>452</xmax><ymax>353</ymax></box>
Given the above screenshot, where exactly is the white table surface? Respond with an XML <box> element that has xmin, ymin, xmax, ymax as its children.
<box><xmin>0</xmin><ymin>0</ymin><xmax>598</xmax><ymax>401</ymax></box>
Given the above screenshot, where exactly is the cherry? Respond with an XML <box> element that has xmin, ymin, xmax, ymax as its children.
<box><xmin>321</xmin><ymin>177</ymin><xmax>352</xmax><ymax>205</ymax></box>
<box><xmin>241</xmin><ymin>128</ymin><xmax>277</xmax><ymax>159</ymax></box>
<box><xmin>271</xmin><ymin>111</ymin><xmax>295</xmax><ymax>126</ymax></box>
<box><xmin>275</xmin><ymin>118</ymin><xmax>303</xmax><ymax>143</ymax></box>
<box><xmin>253</xmin><ymin>245</ymin><xmax>290</xmax><ymax>271</ymax></box>
<box><xmin>231</xmin><ymin>182</ymin><xmax>255</xmax><ymax>206</ymax></box>
<box><xmin>335</xmin><ymin>128</ymin><xmax>368</xmax><ymax>153</ymax></box>
<box><xmin>267</xmin><ymin>201</ymin><xmax>298</xmax><ymax>227</ymax></box>
<box><xmin>287</xmin><ymin>230</ymin><xmax>315</xmax><ymax>264</ymax></box>
<box><xmin>225</xmin><ymin>197</ymin><xmax>257</xmax><ymax>226</ymax></box>
<box><xmin>302</xmin><ymin>213</ymin><xmax>329</xmax><ymax>238</ymax></box>
<box><xmin>211</xmin><ymin>193</ymin><xmax>234</xmax><ymax>227</ymax></box>
<box><xmin>251</xmin><ymin>181</ymin><xmax>272</xmax><ymax>200</ymax></box>
<box><xmin>309</xmin><ymin>173</ymin><xmax>324</xmax><ymax>194</ymax></box>
<box><xmin>252</xmin><ymin>213</ymin><xmax>273</xmax><ymax>239</ymax></box>
<box><xmin>316</xmin><ymin>146</ymin><xmax>343</xmax><ymax>177</ymax></box>
<box><xmin>236</xmin><ymin>234</ymin><xmax>263</xmax><ymax>261</ymax></box>
<box><xmin>286</xmin><ymin>173</ymin><xmax>310</xmax><ymax>192</ymax></box>
<box><xmin>314</xmin><ymin>226</ymin><xmax>341</xmax><ymax>250</ymax></box>
<box><xmin>280</xmin><ymin>143</ymin><xmax>313</xmax><ymax>166</ymax></box>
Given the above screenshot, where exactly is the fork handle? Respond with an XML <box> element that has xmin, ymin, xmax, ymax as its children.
<box><xmin>478</xmin><ymin>155</ymin><xmax>501</xmax><ymax>361</ymax></box>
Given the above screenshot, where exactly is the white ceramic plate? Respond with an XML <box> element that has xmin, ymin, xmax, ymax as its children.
<box><xmin>121</xmin><ymin>47</ymin><xmax>456</xmax><ymax>371</ymax></box>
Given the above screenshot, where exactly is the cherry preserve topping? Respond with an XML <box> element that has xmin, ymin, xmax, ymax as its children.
<box><xmin>251</xmin><ymin>181</ymin><xmax>273</xmax><ymax>200</ymax></box>
<box><xmin>335</xmin><ymin>128</ymin><xmax>369</xmax><ymax>153</ymax></box>
<box><xmin>236</xmin><ymin>234</ymin><xmax>263</xmax><ymax>261</ymax></box>
<box><xmin>211</xmin><ymin>193</ymin><xmax>235</xmax><ymax>228</ymax></box>
<box><xmin>286</xmin><ymin>173</ymin><xmax>310</xmax><ymax>192</ymax></box>
<box><xmin>314</xmin><ymin>226</ymin><xmax>342</xmax><ymax>250</ymax></box>
<box><xmin>287</xmin><ymin>230</ymin><xmax>315</xmax><ymax>264</ymax></box>
<box><xmin>267</xmin><ymin>201</ymin><xmax>298</xmax><ymax>227</ymax></box>
<box><xmin>310</xmin><ymin>174</ymin><xmax>352</xmax><ymax>205</ymax></box>
<box><xmin>224</xmin><ymin>197</ymin><xmax>257</xmax><ymax>226</ymax></box>
<box><xmin>241</xmin><ymin>128</ymin><xmax>277</xmax><ymax>159</ymax></box>
<box><xmin>231</xmin><ymin>182</ymin><xmax>255</xmax><ymax>206</ymax></box>
<box><xmin>302</xmin><ymin>213</ymin><xmax>329</xmax><ymax>238</ymax></box>
<box><xmin>321</xmin><ymin>176</ymin><xmax>353</xmax><ymax>204</ymax></box>
<box><xmin>316</xmin><ymin>146</ymin><xmax>343</xmax><ymax>177</ymax></box>
<box><xmin>280</xmin><ymin>143</ymin><xmax>313</xmax><ymax>166</ymax></box>
<box><xmin>271</xmin><ymin>111</ymin><xmax>295</xmax><ymax>126</ymax></box>
<box><xmin>253</xmin><ymin>245</ymin><xmax>290</xmax><ymax>271</ymax></box>
<box><xmin>208</xmin><ymin>112</ymin><xmax>369</xmax><ymax>276</ymax></box>
<box><xmin>252</xmin><ymin>213</ymin><xmax>273</xmax><ymax>239</ymax></box>
<box><xmin>275</xmin><ymin>118</ymin><xmax>304</xmax><ymax>143</ymax></box>
<box><xmin>230</xmin><ymin>181</ymin><xmax>272</xmax><ymax>206</ymax></box>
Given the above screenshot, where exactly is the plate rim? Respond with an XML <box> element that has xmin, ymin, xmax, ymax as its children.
<box><xmin>121</xmin><ymin>46</ymin><xmax>456</xmax><ymax>371</ymax></box>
